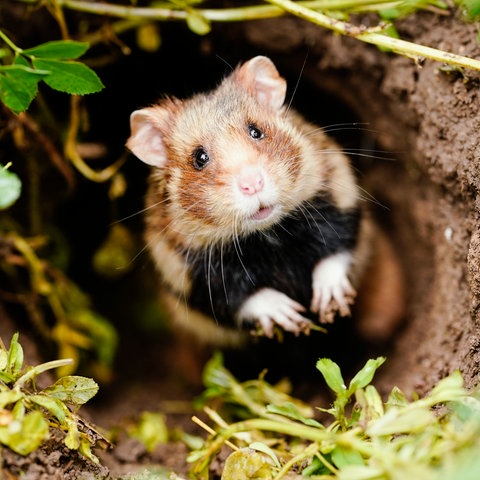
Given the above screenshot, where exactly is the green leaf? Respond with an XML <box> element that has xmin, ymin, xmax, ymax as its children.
<box><xmin>23</xmin><ymin>40</ymin><xmax>89</xmax><ymax>60</ymax></box>
<box><xmin>249</xmin><ymin>442</ymin><xmax>281</xmax><ymax>469</ymax></box>
<box><xmin>337</xmin><ymin>464</ymin><xmax>385</xmax><ymax>480</ymax></box>
<box><xmin>92</xmin><ymin>224</ymin><xmax>137</xmax><ymax>279</ymax></box>
<box><xmin>129</xmin><ymin>411</ymin><xmax>168</xmax><ymax>452</ymax></box>
<box><xmin>266</xmin><ymin>402</ymin><xmax>323</xmax><ymax>428</ymax></box>
<box><xmin>0</xmin><ymin>390</ymin><xmax>23</xmax><ymax>409</ymax></box>
<box><xmin>32</xmin><ymin>58</ymin><xmax>104</xmax><ymax>95</ymax></box>
<box><xmin>331</xmin><ymin>446</ymin><xmax>365</xmax><ymax>468</ymax></box>
<box><xmin>7</xmin><ymin>333</ymin><xmax>23</xmax><ymax>375</ymax></box>
<box><xmin>302</xmin><ymin>456</ymin><xmax>328</xmax><ymax>476</ymax></box>
<box><xmin>316</xmin><ymin>358</ymin><xmax>346</xmax><ymax>395</ymax></box>
<box><xmin>367</xmin><ymin>407</ymin><xmax>435</xmax><ymax>436</ymax></box>
<box><xmin>79</xmin><ymin>435</ymin><xmax>99</xmax><ymax>464</ymax></box>
<box><xmin>0</xmin><ymin>71</ymin><xmax>38</xmax><ymax>114</ymax></box>
<box><xmin>0</xmin><ymin>410</ymin><xmax>49</xmax><ymax>455</ymax></box>
<box><xmin>186</xmin><ymin>11</ymin><xmax>211</xmax><ymax>35</ymax></box>
<box><xmin>0</xmin><ymin>60</ymin><xmax>50</xmax><ymax>113</ymax></box>
<box><xmin>0</xmin><ymin>349</ymin><xmax>7</xmax><ymax>371</ymax></box>
<box><xmin>427</xmin><ymin>370</ymin><xmax>465</xmax><ymax>404</ymax></box>
<box><xmin>222</xmin><ymin>448</ymin><xmax>276</xmax><ymax>479</ymax></box>
<box><xmin>64</xmin><ymin>417</ymin><xmax>81</xmax><ymax>450</ymax></box>
<box><xmin>0</xmin><ymin>165</ymin><xmax>21</xmax><ymax>209</ymax></box>
<box><xmin>42</xmin><ymin>376</ymin><xmax>99</xmax><ymax>406</ymax></box>
<box><xmin>461</xmin><ymin>0</ymin><xmax>480</xmax><ymax>18</ymax></box>
<box><xmin>30</xmin><ymin>394</ymin><xmax>68</xmax><ymax>424</ymax></box>
<box><xmin>386</xmin><ymin>386</ymin><xmax>410</xmax><ymax>409</ymax></box>
<box><xmin>348</xmin><ymin>357</ymin><xmax>385</xmax><ymax>394</ymax></box>
<box><xmin>202</xmin><ymin>351</ymin><xmax>235</xmax><ymax>390</ymax></box>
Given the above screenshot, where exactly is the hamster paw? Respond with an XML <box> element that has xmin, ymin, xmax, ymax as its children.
<box><xmin>310</xmin><ymin>252</ymin><xmax>357</xmax><ymax>323</ymax></box>
<box><xmin>237</xmin><ymin>288</ymin><xmax>311</xmax><ymax>338</ymax></box>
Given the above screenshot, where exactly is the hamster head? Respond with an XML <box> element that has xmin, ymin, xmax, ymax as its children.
<box><xmin>127</xmin><ymin>56</ymin><xmax>322</xmax><ymax>248</ymax></box>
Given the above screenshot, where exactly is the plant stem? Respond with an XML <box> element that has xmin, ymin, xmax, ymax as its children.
<box><xmin>33</xmin><ymin>0</ymin><xmax>438</xmax><ymax>20</ymax></box>
<box><xmin>14</xmin><ymin>359</ymin><xmax>73</xmax><ymax>389</ymax></box>
<box><xmin>65</xmin><ymin>96</ymin><xmax>126</xmax><ymax>182</ymax></box>
<box><xmin>28</xmin><ymin>0</ymin><xmax>480</xmax><ymax>71</ymax></box>
<box><xmin>0</xmin><ymin>30</ymin><xmax>22</xmax><ymax>54</ymax></box>
<box><xmin>266</xmin><ymin>0</ymin><xmax>480</xmax><ymax>71</ymax></box>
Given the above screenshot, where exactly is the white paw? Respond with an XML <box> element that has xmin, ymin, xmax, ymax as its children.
<box><xmin>237</xmin><ymin>288</ymin><xmax>311</xmax><ymax>338</ymax></box>
<box><xmin>310</xmin><ymin>252</ymin><xmax>356</xmax><ymax>323</ymax></box>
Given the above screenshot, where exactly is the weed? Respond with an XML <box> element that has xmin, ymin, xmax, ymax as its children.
<box><xmin>0</xmin><ymin>333</ymin><xmax>107</xmax><ymax>463</ymax></box>
<box><xmin>190</xmin><ymin>353</ymin><xmax>480</xmax><ymax>479</ymax></box>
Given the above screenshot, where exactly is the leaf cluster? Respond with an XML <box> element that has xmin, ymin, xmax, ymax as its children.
<box><xmin>0</xmin><ymin>32</ymin><xmax>104</xmax><ymax>114</ymax></box>
<box><xmin>0</xmin><ymin>333</ymin><xmax>102</xmax><ymax>462</ymax></box>
<box><xmin>189</xmin><ymin>354</ymin><xmax>480</xmax><ymax>479</ymax></box>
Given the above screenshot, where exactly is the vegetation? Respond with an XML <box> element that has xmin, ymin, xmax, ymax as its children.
<box><xmin>0</xmin><ymin>333</ymin><xmax>104</xmax><ymax>462</ymax></box>
<box><xmin>3</xmin><ymin>333</ymin><xmax>480</xmax><ymax>479</ymax></box>
<box><xmin>189</xmin><ymin>353</ymin><xmax>480</xmax><ymax>479</ymax></box>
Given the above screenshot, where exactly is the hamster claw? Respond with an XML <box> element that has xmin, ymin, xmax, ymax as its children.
<box><xmin>318</xmin><ymin>292</ymin><xmax>356</xmax><ymax>324</ymax></box>
<box><xmin>310</xmin><ymin>252</ymin><xmax>357</xmax><ymax>323</ymax></box>
<box><xmin>238</xmin><ymin>288</ymin><xmax>311</xmax><ymax>337</ymax></box>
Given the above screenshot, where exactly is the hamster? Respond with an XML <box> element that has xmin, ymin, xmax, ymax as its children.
<box><xmin>126</xmin><ymin>56</ymin><xmax>404</xmax><ymax>347</ymax></box>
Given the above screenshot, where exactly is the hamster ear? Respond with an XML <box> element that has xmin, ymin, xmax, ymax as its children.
<box><xmin>126</xmin><ymin>107</ymin><xmax>170</xmax><ymax>167</ymax></box>
<box><xmin>236</xmin><ymin>56</ymin><xmax>287</xmax><ymax>111</ymax></box>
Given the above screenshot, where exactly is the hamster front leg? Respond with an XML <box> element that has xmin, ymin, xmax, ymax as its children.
<box><xmin>310</xmin><ymin>251</ymin><xmax>357</xmax><ymax>323</ymax></box>
<box><xmin>237</xmin><ymin>288</ymin><xmax>312</xmax><ymax>338</ymax></box>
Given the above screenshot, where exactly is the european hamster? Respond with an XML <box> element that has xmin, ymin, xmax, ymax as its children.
<box><xmin>127</xmin><ymin>56</ymin><xmax>404</xmax><ymax>347</ymax></box>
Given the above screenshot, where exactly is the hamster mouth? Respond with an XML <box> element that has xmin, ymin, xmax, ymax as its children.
<box><xmin>251</xmin><ymin>205</ymin><xmax>274</xmax><ymax>221</ymax></box>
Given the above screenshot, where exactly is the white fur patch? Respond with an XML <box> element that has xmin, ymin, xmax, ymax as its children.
<box><xmin>237</xmin><ymin>288</ymin><xmax>311</xmax><ymax>337</ymax></box>
<box><xmin>310</xmin><ymin>251</ymin><xmax>356</xmax><ymax>321</ymax></box>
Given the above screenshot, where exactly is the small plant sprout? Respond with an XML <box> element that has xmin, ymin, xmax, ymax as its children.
<box><xmin>0</xmin><ymin>333</ymin><xmax>107</xmax><ymax>462</ymax></box>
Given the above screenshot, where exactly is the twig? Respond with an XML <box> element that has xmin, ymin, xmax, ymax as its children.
<box><xmin>65</xmin><ymin>96</ymin><xmax>126</xmax><ymax>183</ymax></box>
<box><xmin>266</xmin><ymin>0</ymin><xmax>480</xmax><ymax>71</ymax></box>
<box><xmin>41</xmin><ymin>0</ymin><xmax>480</xmax><ymax>72</ymax></box>
<box><xmin>16</xmin><ymin>112</ymin><xmax>76</xmax><ymax>190</ymax></box>
<box><xmin>191</xmin><ymin>415</ymin><xmax>239</xmax><ymax>451</ymax></box>
<box><xmin>40</xmin><ymin>0</ymin><xmax>409</xmax><ymax>20</ymax></box>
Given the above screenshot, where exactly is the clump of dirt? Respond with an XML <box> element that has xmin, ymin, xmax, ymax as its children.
<box><xmin>1</xmin><ymin>429</ymin><xmax>109</xmax><ymax>480</ymax></box>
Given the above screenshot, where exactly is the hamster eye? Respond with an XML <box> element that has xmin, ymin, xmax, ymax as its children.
<box><xmin>192</xmin><ymin>147</ymin><xmax>210</xmax><ymax>170</ymax></box>
<box><xmin>248</xmin><ymin>123</ymin><xmax>265</xmax><ymax>140</ymax></box>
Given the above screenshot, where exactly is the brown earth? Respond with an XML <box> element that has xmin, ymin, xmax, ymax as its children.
<box><xmin>1</xmin><ymin>6</ymin><xmax>480</xmax><ymax>479</ymax></box>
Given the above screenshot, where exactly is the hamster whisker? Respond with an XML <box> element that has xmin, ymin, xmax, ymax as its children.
<box><xmin>206</xmin><ymin>243</ymin><xmax>219</xmax><ymax>323</ymax></box>
<box><xmin>304</xmin><ymin>200</ymin><xmax>340</xmax><ymax>239</ymax></box>
<box><xmin>311</xmin><ymin>147</ymin><xmax>397</xmax><ymax>162</ymax></box>
<box><xmin>126</xmin><ymin>234</ymin><xmax>156</xmax><ymax>267</ymax></box>
<box><xmin>284</xmin><ymin>54</ymin><xmax>308</xmax><ymax>118</ymax></box>
<box><xmin>220</xmin><ymin>239</ymin><xmax>229</xmax><ymax>305</ymax></box>
<box><xmin>307</xmin><ymin>122</ymin><xmax>376</xmax><ymax>137</ymax></box>
<box><xmin>295</xmin><ymin>202</ymin><xmax>313</xmax><ymax>229</ymax></box>
<box><xmin>297</xmin><ymin>202</ymin><xmax>327</xmax><ymax>245</ymax></box>
<box><xmin>111</xmin><ymin>197</ymin><xmax>170</xmax><ymax>225</ymax></box>
<box><xmin>232</xmin><ymin>214</ymin><xmax>255</xmax><ymax>286</ymax></box>
<box><xmin>124</xmin><ymin>200</ymin><xmax>197</xmax><ymax>267</ymax></box>
<box><xmin>298</xmin><ymin>170</ymin><xmax>385</xmax><ymax>208</ymax></box>
<box><xmin>326</xmin><ymin>177</ymin><xmax>387</xmax><ymax>209</ymax></box>
<box><xmin>332</xmin><ymin>149</ymin><xmax>397</xmax><ymax>162</ymax></box>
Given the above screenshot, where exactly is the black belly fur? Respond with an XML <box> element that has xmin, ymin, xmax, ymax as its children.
<box><xmin>185</xmin><ymin>195</ymin><xmax>361</xmax><ymax>329</ymax></box>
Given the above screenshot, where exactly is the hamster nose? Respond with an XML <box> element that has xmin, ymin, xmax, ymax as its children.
<box><xmin>237</xmin><ymin>170</ymin><xmax>265</xmax><ymax>195</ymax></box>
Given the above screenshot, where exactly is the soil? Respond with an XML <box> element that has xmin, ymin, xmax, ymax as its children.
<box><xmin>1</xmin><ymin>4</ymin><xmax>480</xmax><ymax>479</ymax></box>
